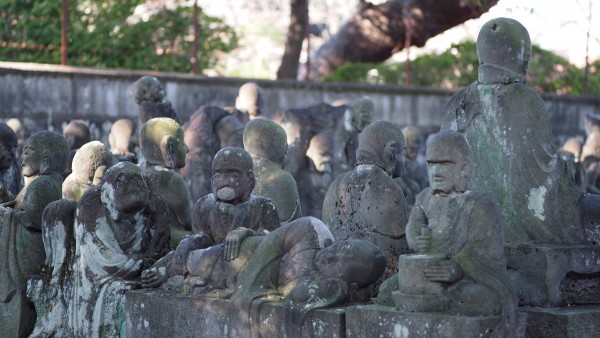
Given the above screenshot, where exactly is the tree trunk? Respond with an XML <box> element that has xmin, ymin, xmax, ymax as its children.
<box><xmin>277</xmin><ymin>0</ymin><xmax>309</xmax><ymax>79</ymax></box>
<box><xmin>304</xmin><ymin>0</ymin><xmax>499</xmax><ymax>80</ymax></box>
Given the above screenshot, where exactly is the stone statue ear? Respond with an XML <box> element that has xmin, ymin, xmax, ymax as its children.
<box><xmin>383</xmin><ymin>141</ymin><xmax>397</xmax><ymax>175</ymax></box>
<box><xmin>160</xmin><ymin>135</ymin><xmax>175</xmax><ymax>168</ymax></box>
<box><xmin>40</xmin><ymin>151</ymin><xmax>51</xmax><ymax>174</ymax></box>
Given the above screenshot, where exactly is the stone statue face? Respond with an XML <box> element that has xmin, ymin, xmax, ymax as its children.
<box><xmin>306</xmin><ymin>134</ymin><xmax>333</xmax><ymax>173</ymax></box>
<box><xmin>169</xmin><ymin>128</ymin><xmax>188</xmax><ymax>169</ymax></box>
<box><xmin>402</xmin><ymin>127</ymin><xmax>421</xmax><ymax>161</ymax></box>
<box><xmin>426</xmin><ymin>131</ymin><xmax>471</xmax><ymax>196</ymax></box>
<box><xmin>132</xmin><ymin>76</ymin><xmax>166</xmax><ymax>104</ymax></box>
<box><xmin>101</xmin><ymin>164</ymin><xmax>150</xmax><ymax>223</ymax></box>
<box><xmin>21</xmin><ymin>139</ymin><xmax>45</xmax><ymax>177</ymax></box>
<box><xmin>211</xmin><ymin>148</ymin><xmax>254</xmax><ymax>204</ymax></box>
<box><xmin>351</xmin><ymin>98</ymin><xmax>374</xmax><ymax>133</ymax></box>
<box><xmin>235</xmin><ymin>82</ymin><xmax>262</xmax><ymax>119</ymax></box>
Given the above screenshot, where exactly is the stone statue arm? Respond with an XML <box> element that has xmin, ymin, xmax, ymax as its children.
<box><xmin>224</xmin><ymin>227</ymin><xmax>257</xmax><ymax>261</ymax></box>
<box><xmin>258</xmin><ymin>199</ymin><xmax>281</xmax><ymax>233</ymax></box>
<box><xmin>405</xmin><ymin>189</ymin><xmax>430</xmax><ymax>252</ymax></box>
<box><xmin>14</xmin><ymin>176</ymin><xmax>60</xmax><ymax>233</ymax></box>
<box><xmin>191</xmin><ymin>196</ymin><xmax>216</xmax><ymax>246</ymax></box>
<box><xmin>163</xmin><ymin>174</ymin><xmax>192</xmax><ymax>230</ymax></box>
<box><xmin>423</xmin><ymin>260</ymin><xmax>464</xmax><ymax>283</ymax></box>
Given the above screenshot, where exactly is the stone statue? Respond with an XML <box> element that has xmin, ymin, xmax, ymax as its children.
<box><xmin>72</xmin><ymin>161</ymin><xmax>171</xmax><ymax>337</ymax></box>
<box><xmin>62</xmin><ymin>119</ymin><xmax>91</xmax><ymax>178</ymax></box>
<box><xmin>558</xmin><ymin>137</ymin><xmax>586</xmax><ymax>191</ymax></box>
<box><xmin>181</xmin><ymin>105</ymin><xmax>244</xmax><ymax>202</ymax></box>
<box><xmin>441</xmin><ymin>17</ymin><xmax>594</xmax><ymax>245</ymax></box>
<box><xmin>0</xmin><ymin>131</ymin><xmax>69</xmax><ymax>338</ymax></box>
<box><xmin>243</xmin><ymin>118</ymin><xmax>301</xmax><ymax>224</ymax></box>
<box><xmin>108</xmin><ymin>118</ymin><xmax>138</xmax><ymax>163</ymax></box>
<box><xmin>390</xmin><ymin>130</ymin><xmax>517</xmax><ymax>337</ymax></box>
<box><xmin>0</xmin><ymin>122</ymin><xmax>22</xmax><ymax>202</ymax></box>
<box><xmin>296</xmin><ymin>131</ymin><xmax>334</xmax><ymax>219</ymax></box>
<box><xmin>322</xmin><ymin>121</ymin><xmax>409</xmax><ymax>280</ymax></box>
<box><xmin>131</xmin><ymin>75</ymin><xmax>181</xmax><ymax>125</ymax></box>
<box><xmin>581</xmin><ymin>113</ymin><xmax>600</xmax><ymax>163</ymax></box>
<box><xmin>226</xmin><ymin>82</ymin><xmax>263</xmax><ymax>126</ymax></box>
<box><xmin>139</xmin><ymin>117</ymin><xmax>192</xmax><ymax>247</ymax></box>
<box><xmin>395</xmin><ymin>126</ymin><xmax>428</xmax><ymax>207</ymax></box>
<box><xmin>5</xmin><ymin>118</ymin><xmax>26</xmax><ymax>154</ymax></box>
<box><xmin>188</xmin><ymin>146</ymin><xmax>279</xmax><ymax>249</ymax></box>
<box><xmin>141</xmin><ymin>216</ymin><xmax>386</xmax><ymax>338</ymax></box>
<box><xmin>62</xmin><ymin>141</ymin><xmax>115</xmax><ymax>202</ymax></box>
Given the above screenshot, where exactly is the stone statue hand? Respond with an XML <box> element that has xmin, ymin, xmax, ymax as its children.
<box><xmin>424</xmin><ymin>260</ymin><xmax>463</xmax><ymax>283</ymax></box>
<box><xmin>415</xmin><ymin>229</ymin><xmax>432</xmax><ymax>253</ymax></box>
<box><xmin>141</xmin><ymin>266</ymin><xmax>169</xmax><ymax>288</ymax></box>
<box><xmin>224</xmin><ymin>227</ymin><xmax>255</xmax><ymax>261</ymax></box>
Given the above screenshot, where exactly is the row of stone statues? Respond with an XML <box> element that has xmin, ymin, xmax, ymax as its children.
<box><xmin>1</xmin><ymin>16</ymin><xmax>600</xmax><ymax>338</ymax></box>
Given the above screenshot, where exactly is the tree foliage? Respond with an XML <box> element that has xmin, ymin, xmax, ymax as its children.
<box><xmin>322</xmin><ymin>41</ymin><xmax>600</xmax><ymax>96</ymax></box>
<box><xmin>0</xmin><ymin>0</ymin><xmax>238</xmax><ymax>72</ymax></box>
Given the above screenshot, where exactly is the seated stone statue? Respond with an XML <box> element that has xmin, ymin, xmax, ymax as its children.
<box><xmin>108</xmin><ymin>118</ymin><xmax>138</xmax><ymax>163</ymax></box>
<box><xmin>139</xmin><ymin>117</ymin><xmax>192</xmax><ymax>247</ymax></box>
<box><xmin>62</xmin><ymin>140</ymin><xmax>115</xmax><ymax>201</ymax></box>
<box><xmin>72</xmin><ymin>162</ymin><xmax>171</xmax><ymax>337</ymax></box>
<box><xmin>188</xmin><ymin>146</ymin><xmax>279</xmax><ymax>249</ymax></box>
<box><xmin>0</xmin><ymin>131</ymin><xmax>69</xmax><ymax>338</ymax></box>
<box><xmin>322</xmin><ymin>121</ymin><xmax>409</xmax><ymax>280</ymax></box>
<box><xmin>131</xmin><ymin>75</ymin><xmax>181</xmax><ymax>124</ymax></box>
<box><xmin>0</xmin><ymin>122</ymin><xmax>22</xmax><ymax>202</ymax></box>
<box><xmin>181</xmin><ymin>105</ymin><xmax>244</xmax><ymax>202</ymax></box>
<box><xmin>225</xmin><ymin>82</ymin><xmax>263</xmax><ymax>126</ymax></box>
<box><xmin>62</xmin><ymin>119</ymin><xmax>91</xmax><ymax>178</ymax></box>
<box><xmin>394</xmin><ymin>126</ymin><xmax>428</xmax><ymax>207</ymax></box>
<box><xmin>296</xmin><ymin>131</ymin><xmax>334</xmax><ymax>219</ymax></box>
<box><xmin>141</xmin><ymin>216</ymin><xmax>386</xmax><ymax>338</ymax></box>
<box><xmin>391</xmin><ymin>129</ymin><xmax>517</xmax><ymax>337</ymax></box>
<box><xmin>441</xmin><ymin>17</ymin><xmax>595</xmax><ymax>245</ymax></box>
<box><xmin>243</xmin><ymin>118</ymin><xmax>301</xmax><ymax>224</ymax></box>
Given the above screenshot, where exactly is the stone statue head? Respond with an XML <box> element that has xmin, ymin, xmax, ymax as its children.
<box><xmin>306</xmin><ymin>131</ymin><xmax>333</xmax><ymax>173</ymax></box>
<box><xmin>315</xmin><ymin>239</ymin><xmax>386</xmax><ymax>288</ymax></box>
<box><xmin>109</xmin><ymin>119</ymin><xmax>136</xmax><ymax>155</ymax></box>
<box><xmin>21</xmin><ymin>131</ymin><xmax>69</xmax><ymax>177</ymax></box>
<box><xmin>132</xmin><ymin>76</ymin><xmax>166</xmax><ymax>104</ymax></box>
<box><xmin>63</xmin><ymin>120</ymin><xmax>91</xmax><ymax>150</ymax></box>
<box><xmin>71</xmin><ymin>141</ymin><xmax>115</xmax><ymax>185</ymax></box>
<box><xmin>356</xmin><ymin>121</ymin><xmax>406</xmax><ymax>176</ymax></box>
<box><xmin>211</xmin><ymin>146</ymin><xmax>255</xmax><ymax>204</ymax></box>
<box><xmin>235</xmin><ymin>82</ymin><xmax>263</xmax><ymax>120</ymax></box>
<box><xmin>0</xmin><ymin>122</ymin><xmax>18</xmax><ymax>169</ymax></box>
<box><xmin>100</xmin><ymin>162</ymin><xmax>151</xmax><ymax>223</ymax></box>
<box><xmin>560</xmin><ymin>137</ymin><xmax>583</xmax><ymax>162</ymax></box>
<box><xmin>139</xmin><ymin>118</ymin><xmax>188</xmax><ymax>169</ymax></box>
<box><xmin>349</xmin><ymin>97</ymin><xmax>374</xmax><ymax>133</ymax></box>
<box><xmin>477</xmin><ymin>17</ymin><xmax>531</xmax><ymax>84</ymax></box>
<box><xmin>243</xmin><ymin>118</ymin><xmax>287</xmax><ymax>166</ymax></box>
<box><xmin>402</xmin><ymin>126</ymin><xmax>422</xmax><ymax>161</ymax></box>
<box><xmin>425</xmin><ymin>130</ymin><xmax>472</xmax><ymax>196</ymax></box>
<box><xmin>585</xmin><ymin>112</ymin><xmax>600</xmax><ymax>135</ymax></box>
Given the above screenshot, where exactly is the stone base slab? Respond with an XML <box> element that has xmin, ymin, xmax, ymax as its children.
<box><xmin>521</xmin><ymin>306</ymin><xmax>600</xmax><ymax>338</ymax></box>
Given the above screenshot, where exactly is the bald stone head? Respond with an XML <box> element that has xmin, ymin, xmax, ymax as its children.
<box><xmin>211</xmin><ymin>146</ymin><xmax>255</xmax><ymax>204</ymax></box>
<box><xmin>132</xmin><ymin>76</ymin><xmax>166</xmax><ymax>104</ymax></box>
<box><xmin>100</xmin><ymin>162</ymin><xmax>151</xmax><ymax>223</ymax></box>
<box><xmin>235</xmin><ymin>82</ymin><xmax>263</xmax><ymax>120</ymax></box>
<box><xmin>243</xmin><ymin>118</ymin><xmax>287</xmax><ymax>166</ymax></box>
<box><xmin>0</xmin><ymin>122</ymin><xmax>18</xmax><ymax>169</ymax></box>
<box><xmin>425</xmin><ymin>130</ymin><xmax>472</xmax><ymax>196</ymax></box>
<box><xmin>21</xmin><ymin>131</ymin><xmax>69</xmax><ymax>177</ymax></box>
<box><xmin>63</xmin><ymin>120</ymin><xmax>91</xmax><ymax>150</ymax></box>
<box><xmin>356</xmin><ymin>121</ymin><xmax>406</xmax><ymax>176</ymax></box>
<box><xmin>477</xmin><ymin>17</ymin><xmax>531</xmax><ymax>84</ymax></box>
<box><xmin>71</xmin><ymin>141</ymin><xmax>114</xmax><ymax>185</ymax></box>
<box><xmin>350</xmin><ymin>97</ymin><xmax>374</xmax><ymax>133</ymax></box>
<box><xmin>402</xmin><ymin>126</ymin><xmax>422</xmax><ymax>161</ymax></box>
<box><xmin>109</xmin><ymin>119</ymin><xmax>136</xmax><ymax>155</ymax></box>
<box><xmin>139</xmin><ymin>118</ymin><xmax>188</xmax><ymax>169</ymax></box>
<box><xmin>307</xmin><ymin>131</ymin><xmax>333</xmax><ymax>173</ymax></box>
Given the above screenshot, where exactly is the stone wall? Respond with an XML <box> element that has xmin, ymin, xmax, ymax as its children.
<box><xmin>0</xmin><ymin>61</ymin><xmax>598</xmax><ymax>142</ymax></box>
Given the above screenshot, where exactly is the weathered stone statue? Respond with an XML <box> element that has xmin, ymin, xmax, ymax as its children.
<box><xmin>226</xmin><ymin>82</ymin><xmax>263</xmax><ymax>126</ymax></box>
<box><xmin>322</xmin><ymin>121</ymin><xmax>409</xmax><ymax>280</ymax></box>
<box><xmin>181</xmin><ymin>105</ymin><xmax>244</xmax><ymax>202</ymax></box>
<box><xmin>188</xmin><ymin>146</ymin><xmax>279</xmax><ymax>248</ymax></box>
<box><xmin>441</xmin><ymin>17</ymin><xmax>592</xmax><ymax>245</ymax></box>
<box><xmin>395</xmin><ymin>126</ymin><xmax>428</xmax><ymax>207</ymax></box>
<box><xmin>72</xmin><ymin>161</ymin><xmax>171</xmax><ymax>337</ymax></box>
<box><xmin>0</xmin><ymin>122</ymin><xmax>22</xmax><ymax>202</ymax></box>
<box><xmin>139</xmin><ymin>118</ymin><xmax>192</xmax><ymax>246</ymax></box>
<box><xmin>296</xmin><ymin>131</ymin><xmax>334</xmax><ymax>219</ymax></box>
<box><xmin>390</xmin><ymin>129</ymin><xmax>517</xmax><ymax>337</ymax></box>
<box><xmin>0</xmin><ymin>131</ymin><xmax>69</xmax><ymax>338</ymax></box>
<box><xmin>581</xmin><ymin>113</ymin><xmax>600</xmax><ymax>163</ymax></box>
<box><xmin>108</xmin><ymin>118</ymin><xmax>138</xmax><ymax>163</ymax></box>
<box><xmin>62</xmin><ymin>140</ymin><xmax>115</xmax><ymax>201</ymax></box>
<box><xmin>243</xmin><ymin>118</ymin><xmax>301</xmax><ymax>224</ymax></box>
<box><xmin>131</xmin><ymin>75</ymin><xmax>181</xmax><ymax>124</ymax></box>
<box><xmin>141</xmin><ymin>216</ymin><xmax>386</xmax><ymax>338</ymax></box>
<box><xmin>62</xmin><ymin>119</ymin><xmax>91</xmax><ymax>178</ymax></box>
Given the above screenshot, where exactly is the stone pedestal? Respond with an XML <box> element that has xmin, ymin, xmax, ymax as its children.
<box><xmin>345</xmin><ymin>305</ymin><xmax>521</xmax><ymax>338</ymax></box>
<box><xmin>506</xmin><ymin>244</ymin><xmax>600</xmax><ymax>306</ymax></box>
<box><xmin>521</xmin><ymin>306</ymin><xmax>600</xmax><ymax>338</ymax></box>
<box><xmin>125</xmin><ymin>290</ymin><xmax>345</xmax><ymax>338</ymax></box>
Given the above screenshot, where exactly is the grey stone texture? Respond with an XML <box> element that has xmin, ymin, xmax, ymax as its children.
<box><xmin>522</xmin><ymin>306</ymin><xmax>600</xmax><ymax>338</ymax></box>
